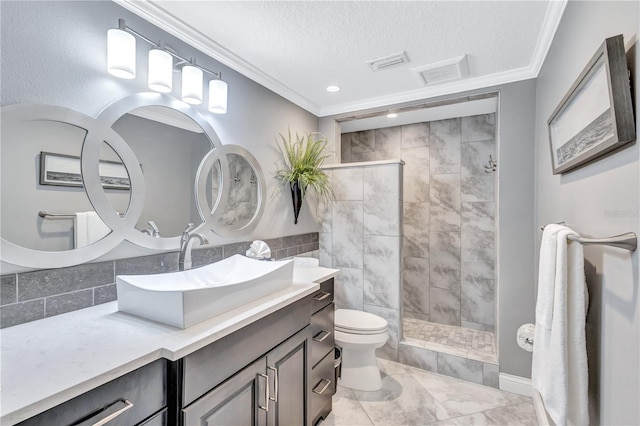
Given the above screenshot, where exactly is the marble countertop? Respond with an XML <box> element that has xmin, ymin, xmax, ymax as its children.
<box><xmin>0</xmin><ymin>264</ymin><xmax>339</xmax><ymax>425</ymax></box>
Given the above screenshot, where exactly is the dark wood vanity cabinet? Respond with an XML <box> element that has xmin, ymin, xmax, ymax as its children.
<box><xmin>17</xmin><ymin>359</ymin><xmax>168</xmax><ymax>426</ymax></box>
<box><xmin>175</xmin><ymin>281</ymin><xmax>336</xmax><ymax>426</ymax></box>
<box><xmin>18</xmin><ymin>279</ymin><xmax>336</xmax><ymax>426</ymax></box>
<box><xmin>309</xmin><ymin>279</ymin><xmax>336</xmax><ymax>426</ymax></box>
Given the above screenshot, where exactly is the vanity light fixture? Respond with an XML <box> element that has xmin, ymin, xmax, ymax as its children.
<box><xmin>107</xmin><ymin>20</ymin><xmax>136</xmax><ymax>79</ymax></box>
<box><xmin>107</xmin><ymin>19</ymin><xmax>228</xmax><ymax>113</ymax></box>
<box><xmin>147</xmin><ymin>47</ymin><xmax>173</xmax><ymax>93</ymax></box>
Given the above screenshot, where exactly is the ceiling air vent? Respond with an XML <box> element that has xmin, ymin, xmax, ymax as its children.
<box><xmin>366</xmin><ymin>51</ymin><xmax>409</xmax><ymax>71</ymax></box>
<box><xmin>412</xmin><ymin>55</ymin><xmax>469</xmax><ymax>85</ymax></box>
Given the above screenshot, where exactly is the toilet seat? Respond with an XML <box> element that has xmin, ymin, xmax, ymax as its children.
<box><xmin>335</xmin><ymin>309</ymin><xmax>388</xmax><ymax>335</ymax></box>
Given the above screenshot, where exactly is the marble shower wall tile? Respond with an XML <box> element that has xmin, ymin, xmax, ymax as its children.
<box><xmin>364</xmin><ymin>304</ymin><xmax>400</xmax><ymax>361</ymax></box>
<box><xmin>332</xmin><ymin>201</ymin><xmax>364</xmax><ymax>269</ymax></box>
<box><xmin>436</xmin><ymin>352</ymin><xmax>484</xmax><ymax>385</ymax></box>
<box><xmin>461</xmin><ymin>261</ymin><xmax>495</xmax><ymax>327</ymax></box>
<box><xmin>333</xmin><ymin>167</ymin><xmax>363</xmax><ymax>201</ymax></box>
<box><xmin>402</xmin><ymin>122</ymin><xmax>429</xmax><ymax>148</ymax></box>
<box><xmin>351</xmin><ymin>130</ymin><xmax>376</xmax><ymax>162</ymax></box>
<box><xmin>461</xmin><ymin>113</ymin><xmax>495</xmax><ymax>143</ymax></box>
<box><xmin>374</xmin><ymin>126</ymin><xmax>401</xmax><ymax>160</ymax></box>
<box><xmin>319</xmin><ymin>232</ymin><xmax>332</xmax><ymax>267</ymax></box>
<box><xmin>403</xmin><ymin>202</ymin><xmax>429</xmax><ymax>258</ymax></box>
<box><xmin>429</xmin><ymin>231</ymin><xmax>461</xmax><ymax>292</ymax></box>
<box><xmin>402</xmin><ymin>147</ymin><xmax>430</xmax><ymax>203</ymax></box>
<box><xmin>364</xmin><ymin>164</ymin><xmax>401</xmax><ymax>236</ymax></box>
<box><xmin>316</xmin><ymin>169</ymin><xmax>333</xmax><ymax>233</ymax></box>
<box><xmin>430</xmin><ymin>118</ymin><xmax>461</xmax><ymax>174</ymax></box>
<box><xmin>461</xmin><ymin>201</ymin><xmax>495</xmax><ymax>266</ymax></box>
<box><xmin>430</xmin><ymin>287</ymin><xmax>461</xmax><ymax>326</ymax></box>
<box><xmin>399</xmin><ymin>344</ymin><xmax>438</xmax><ymax>372</ymax></box>
<box><xmin>461</xmin><ymin>140</ymin><xmax>495</xmax><ymax>202</ymax></box>
<box><xmin>430</xmin><ymin>174</ymin><xmax>461</xmax><ymax>232</ymax></box>
<box><xmin>403</xmin><ymin>257</ymin><xmax>430</xmax><ymax>316</ymax></box>
<box><xmin>334</xmin><ymin>267</ymin><xmax>364</xmax><ymax>310</ymax></box>
<box><xmin>340</xmin><ymin>133</ymin><xmax>352</xmax><ymax>163</ymax></box>
<box><xmin>363</xmin><ymin>235</ymin><xmax>401</xmax><ymax>309</ymax></box>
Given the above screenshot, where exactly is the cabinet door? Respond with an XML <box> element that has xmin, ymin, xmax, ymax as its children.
<box><xmin>182</xmin><ymin>358</ymin><xmax>268</xmax><ymax>426</ymax></box>
<box><xmin>266</xmin><ymin>326</ymin><xmax>312</xmax><ymax>426</ymax></box>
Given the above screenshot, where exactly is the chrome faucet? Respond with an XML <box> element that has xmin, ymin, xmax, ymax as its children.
<box><xmin>178</xmin><ymin>223</ymin><xmax>209</xmax><ymax>271</ymax></box>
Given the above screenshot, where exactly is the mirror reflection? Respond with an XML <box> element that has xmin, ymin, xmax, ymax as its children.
<box><xmin>0</xmin><ymin>118</ymin><xmax>115</xmax><ymax>251</ymax></box>
<box><xmin>215</xmin><ymin>153</ymin><xmax>259</xmax><ymax>229</ymax></box>
<box><xmin>111</xmin><ymin>106</ymin><xmax>212</xmax><ymax>238</ymax></box>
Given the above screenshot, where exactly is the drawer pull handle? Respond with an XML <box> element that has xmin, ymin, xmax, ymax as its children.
<box><xmin>313</xmin><ymin>291</ymin><xmax>331</xmax><ymax>301</ymax></box>
<box><xmin>313</xmin><ymin>330</ymin><xmax>332</xmax><ymax>342</ymax></box>
<box><xmin>268</xmin><ymin>366</ymin><xmax>278</xmax><ymax>402</ymax></box>
<box><xmin>76</xmin><ymin>398</ymin><xmax>134</xmax><ymax>426</ymax></box>
<box><xmin>258</xmin><ymin>373</ymin><xmax>269</xmax><ymax>411</ymax></box>
<box><xmin>312</xmin><ymin>379</ymin><xmax>332</xmax><ymax>395</ymax></box>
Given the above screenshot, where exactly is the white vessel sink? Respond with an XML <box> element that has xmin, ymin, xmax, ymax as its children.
<box><xmin>116</xmin><ymin>255</ymin><xmax>294</xmax><ymax>328</ymax></box>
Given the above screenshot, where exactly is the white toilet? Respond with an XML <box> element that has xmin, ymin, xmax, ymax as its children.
<box><xmin>334</xmin><ymin>309</ymin><xmax>389</xmax><ymax>391</ymax></box>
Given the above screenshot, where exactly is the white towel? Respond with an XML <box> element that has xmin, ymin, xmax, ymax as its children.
<box><xmin>532</xmin><ymin>224</ymin><xmax>589</xmax><ymax>426</ymax></box>
<box><xmin>74</xmin><ymin>211</ymin><xmax>110</xmax><ymax>248</ymax></box>
<box><xmin>245</xmin><ymin>240</ymin><xmax>271</xmax><ymax>260</ymax></box>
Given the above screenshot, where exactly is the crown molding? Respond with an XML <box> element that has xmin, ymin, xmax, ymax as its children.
<box><xmin>114</xmin><ymin>0</ymin><xmax>567</xmax><ymax>118</ymax></box>
<box><xmin>114</xmin><ymin>0</ymin><xmax>320</xmax><ymax>115</ymax></box>
<box><xmin>318</xmin><ymin>66</ymin><xmax>536</xmax><ymax>117</ymax></box>
<box><xmin>530</xmin><ymin>0</ymin><xmax>568</xmax><ymax>76</ymax></box>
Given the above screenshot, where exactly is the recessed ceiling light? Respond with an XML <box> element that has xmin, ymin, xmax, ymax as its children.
<box><xmin>387</xmin><ymin>113</ymin><xmax>398</xmax><ymax>118</ymax></box>
<box><xmin>326</xmin><ymin>85</ymin><xmax>340</xmax><ymax>92</ymax></box>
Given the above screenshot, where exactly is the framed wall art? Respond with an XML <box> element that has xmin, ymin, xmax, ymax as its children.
<box><xmin>548</xmin><ymin>34</ymin><xmax>635</xmax><ymax>175</ymax></box>
<box><xmin>39</xmin><ymin>151</ymin><xmax>130</xmax><ymax>190</ymax></box>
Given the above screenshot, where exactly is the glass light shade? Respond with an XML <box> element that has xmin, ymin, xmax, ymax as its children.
<box><xmin>107</xmin><ymin>28</ymin><xmax>136</xmax><ymax>79</ymax></box>
<box><xmin>208</xmin><ymin>80</ymin><xmax>228</xmax><ymax>114</ymax></box>
<box><xmin>148</xmin><ymin>49</ymin><xmax>173</xmax><ymax>93</ymax></box>
<box><xmin>181</xmin><ymin>65</ymin><xmax>203</xmax><ymax>104</ymax></box>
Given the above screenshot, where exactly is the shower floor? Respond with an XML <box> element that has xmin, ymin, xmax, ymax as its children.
<box><xmin>403</xmin><ymin>317</ymin><xmax>497</xmax><ymax>364</ymax></box>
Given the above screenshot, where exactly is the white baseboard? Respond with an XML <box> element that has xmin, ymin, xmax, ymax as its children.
<box><xmin>498</xmin><ymin>373</ymin><xmax>532</xmax><ymax>397</ymax></box>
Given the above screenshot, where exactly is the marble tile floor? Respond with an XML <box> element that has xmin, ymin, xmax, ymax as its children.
<box><xmin>403</xmin><ymin>318</ymin><xmax>497</xmax><ymax>364</ymax></box>
<box><xmin>323</xmin><ymin>358</ymin><xmax>537</xmax><ymax>426</ymax></box>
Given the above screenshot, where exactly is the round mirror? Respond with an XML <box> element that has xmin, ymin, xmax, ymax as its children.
<box><xmin>111</xmin><ymin>106</ymin><xmax>212</xmax><ymax>238</ymax></box>
<box><xmin>96</xmin><ymin>93</ymin><xmax>224</xmax><ymax>250</ymax></box>
<box><xmin>197</xmin><ymin>144</ymin><xmax>266</xmax><ymax>239</ymax></box>
<box><xmin>0</xmin><ymin>104</ymin><xmax>125</xmax><ymax>268</ymax></box>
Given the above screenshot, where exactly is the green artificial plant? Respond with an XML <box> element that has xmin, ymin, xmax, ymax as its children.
<box><xmin>274</xmin><ymin>130</ymin><xmax>333</xmax><ymax>224</ymax></box>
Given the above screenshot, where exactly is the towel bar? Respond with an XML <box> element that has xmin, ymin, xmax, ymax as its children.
<box><xmin>540</xmin><ymin>223</ymin><xmax>637</xmax><ymax>252</ymax></box>
<box><xmin>39</xmin><ymin>210</ymin><xmax>125</xmax><ymax>219</ymax></box>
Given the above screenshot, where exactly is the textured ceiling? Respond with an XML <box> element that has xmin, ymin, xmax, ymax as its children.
<box><xmin>118</xmin><ymin>1</ymin><xmax>566</xmax><ymax>116</ymax></box>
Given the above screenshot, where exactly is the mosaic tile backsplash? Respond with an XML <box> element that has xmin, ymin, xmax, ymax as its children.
<box><xmin>0</xmin><ymin>232</ymin><xmax>318</xmax><ymax>328</ymax></box>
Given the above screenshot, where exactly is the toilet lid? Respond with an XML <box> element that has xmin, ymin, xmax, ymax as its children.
<box><xmin>335</xmin><ymin>309</ymin><xmax>388</xmax><ymax>334</ymax></box>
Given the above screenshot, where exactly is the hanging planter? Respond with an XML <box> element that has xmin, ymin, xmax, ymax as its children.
<box><xmin>290</xmin><ymin>181</ymin><xmax>303</xmax><ymax>224</ymax></box>
<box><xmin>274</xmin><ymin>130</ymin><xmax>333</xmax><ymax>224</ymax></box>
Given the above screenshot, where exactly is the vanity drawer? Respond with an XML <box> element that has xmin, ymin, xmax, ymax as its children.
<box><xmin>18</xmin><ymin>359</ymin><xmax>167</xmax><ymax>426</ymax></box>
<box><xmin>182</xmin><ymin>295</ymin><xmax>311</xmax><ymax>406</ymax></box>
<box><xmin>311</xmin><ymin>302</ymin><xmax>335</xmax><ymax>367</ymax></box>
<box><xmin>311</xmin><ymin>279</ymin><xmax>334</xmax><ymax>313</ymax></box>
<box><xmin>310</xmin><ymin>350</ymin><xmax>336</xmax><ymax>426</ymax></box>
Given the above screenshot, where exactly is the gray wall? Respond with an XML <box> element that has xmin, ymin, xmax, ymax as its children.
<box><xmin>1</xmin><ymin>1</ymin><xmax>320</xmax><ymax>272</ymax></box>
<box><xmin>533</xmin><ymin>1</ymin><xmax>639</xmax><ymax>424</ymax></box>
